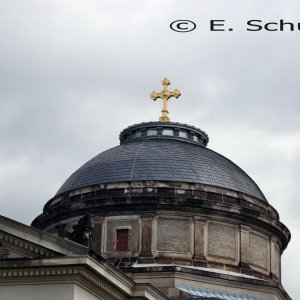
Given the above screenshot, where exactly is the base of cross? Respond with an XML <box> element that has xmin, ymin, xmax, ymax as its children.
<box><xmin>159</xmin><ymin>115</ymin><xmax>170</xmax><ymax>122</ymax></box>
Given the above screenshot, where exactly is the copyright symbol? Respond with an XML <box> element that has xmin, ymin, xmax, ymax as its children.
<box><xmin>170</xmin><ymin>20</ymin><xmax>196</xmax><ymax>32</ymax></box>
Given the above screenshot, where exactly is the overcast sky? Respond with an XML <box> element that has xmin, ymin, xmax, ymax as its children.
<box><xmin>0</xmin><ymin>0</ymin><xmax>299</xmax><ymax>298</ymax></box>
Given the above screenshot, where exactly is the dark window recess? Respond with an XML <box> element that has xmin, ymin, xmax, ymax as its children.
<box><xmin>116</xmin><ymin>229</ymin><xmax>129</xmax><ymax>251</ymax></box>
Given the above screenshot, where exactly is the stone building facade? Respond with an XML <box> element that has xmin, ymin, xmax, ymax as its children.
<box><xmin>30</xmin><ymin>121</ymin><xmax>291</xmax><ymax>300</ymax></box>
<box><xmin>0</xmin><ymin>215</ymin><xmax>167</xmax><ymax>300</ymax></box>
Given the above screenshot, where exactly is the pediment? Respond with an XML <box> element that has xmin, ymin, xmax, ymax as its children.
<box><xmin>0</xmin><ymin>243</ymin><xmax>35</xmax><ymax>259</ymax></box>
<box><xmin>0</xmin><ymin>215</ymin><xmax>88</xmax><ymax>261</ymax></box>
<box><xmin>0</xmin><ymin>231</ymin><xmax>59</xmax><ymax>259</ymax></box>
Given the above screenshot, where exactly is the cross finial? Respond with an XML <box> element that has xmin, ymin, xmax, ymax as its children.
<box><xmin>150</xmin><ymin>78</ymin><xmax>181</xmax><ymax>122</ymax></box>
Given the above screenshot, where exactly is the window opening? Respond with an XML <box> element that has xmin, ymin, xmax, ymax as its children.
<box><xmin>116</xmin><ymin>229</ymin><xmax>129</xmax><ymax>251</ymax></box>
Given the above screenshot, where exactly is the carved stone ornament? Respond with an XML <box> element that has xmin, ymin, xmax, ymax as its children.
<box><xmin>0</xmin><ymin>243</ymin><xmax>9</xmax><ymax>259</ymax></box>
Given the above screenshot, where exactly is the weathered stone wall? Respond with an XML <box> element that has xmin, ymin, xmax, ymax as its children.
<box><xmin>96</xmin><ymin>214</ymin><xmax>279</xmax><ymax>280</ymax></box>
<box><xmin>103</xmin><ymin>216</ymin><xmax>141</xmax><ymax>255</ymax></box>
<box><xmin>35</xmin><ymin>182</ymin><xmax>289</xmax><ymax>281</ymax></box>
<box><xmin>249</xmin><ymin>232</ymin><xmax>269</xmax><ymax>272</ymax></box>
<box><xmin>156</xmin><ymin>217</ymin><xmax>191</xmax><ymax>253</ymax></box>
<box><xmin>206</xmin><ymin>222</ymin><xmax>238</xmax><ymax>261</ymax></box>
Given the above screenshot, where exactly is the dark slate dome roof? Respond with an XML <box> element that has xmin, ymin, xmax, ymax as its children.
<box><xmin>56</xmin><ymin>122</ymin><xmax>267</xmax><ymax>202</ymax></box>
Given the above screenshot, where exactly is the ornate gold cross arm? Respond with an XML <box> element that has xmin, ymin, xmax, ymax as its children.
<box><xmin>150</xmin><ymin>78</ymin><xmax>181</xmax><ymax>122</ymax></box>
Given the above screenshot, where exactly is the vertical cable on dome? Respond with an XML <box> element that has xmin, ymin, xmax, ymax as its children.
<box><xmin>130</xmin><ymin>141</ymin><xmax>145</xmax><ymax>180</ymax></box>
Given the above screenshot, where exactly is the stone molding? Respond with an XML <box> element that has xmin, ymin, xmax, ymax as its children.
<box><xmin>32</xmin><ymin>182</ymin><xmax>290</xmax><ymax>253</ymax></box>
<box><xmin>41</xmin><ymin>181</ymin><xmax>271</xmax><ymax>214</ymax></box>
<box><xmin>0</xmin><ymin>256</ymin><xmax>168</xmax><ymax>300</ymax></box>
<box><xmin>0</xmin><ymin>243</ymin><xmax>9</xmax><ymax>259</ymax></box>
<box><xmin>129</xmin><ymin>265</ymin><xmax>291</xmax><ymax>300</ymax></box>
<box><xmin>0</xmin><ymin>231</ymin><xmax>57</xmax><ymax>258</ymax></box>
<box><xmin>0</xmin><ymin>265</ymin><xmax>127</xmax><ymax>300</ymax></box>
<box><xmin>0</xmin><ymin>215</ymin><xmax>88</xmax><ymax>256</ymax></box>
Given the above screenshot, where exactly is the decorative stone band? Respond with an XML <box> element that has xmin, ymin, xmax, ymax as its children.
<box><xmin>32</xmin><ymin>182</ymin><xmax>290</xmax><ymax>253</ymax></box>
<box><xmin>0</xmin><ymin>231</ymin><xmax>57</xmax><ymax>258</ymax></box>
<box><xmin>0</xmin><ymin>243</ymin><xmax>9</xmax><ymax>259</ymax></box>
<box><xmin>119</xmin><ymin>122</ymin><xmax>209</xmax><ymax>147</ymax></box>
<box><xmin>0</xmin><ymin>257</ymin><xmax>169</xmax><ymax>300</ymax></box>
<box><xmin>129</xmin><ymin>265</ymin><xmax>290</xmax><ymax>299</ymax></box>
<box><xmin>0</xmin><ymin>265</ymin><xmax>127</xmax><ymax>300</ymax></box>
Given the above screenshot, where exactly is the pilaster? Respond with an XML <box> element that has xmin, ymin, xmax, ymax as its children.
<box><xmin>193</xmin><ymin>217</ymin><xmax>207</xmax><ymax>265</ymax></box>
<box><xmin>91</xmin><ymin>216</ymin><xmax>104</xmax><ymax>253</ymax></box>
<box><xmin>240</xmin><ymin>225</ymin><xmax>251</xmax><ymax>270</ymax></box>
<box><xmin>139</xmin><ymin>215</ymin><xmax>154</xmax><ymax>263</ymax></box>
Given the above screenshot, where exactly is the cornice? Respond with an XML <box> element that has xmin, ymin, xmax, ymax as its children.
<box><xmin>129</xmin><ymin>265</ymin><xmax>291</xmax><ymax>300</ymax></box>
<box><xmin>0</xmin><ymin>231</ymin><xmax>58</xmax><ymax>258</ymax></box>
<box><xmin>0</xmin><ymin>256</ymin><xmax>168</xmax><ymax>300</ymax></box>
<box><xmin>0</xmin><ymin>265</ymin><xmax>127</xmax><ymax>300</ymax></box>
<box><xmin>32</xmin><ymin>191</ymin><xmax>290</xmax><ymax>250</ymax></box>
<box><xmin>0</xmin><ymin>215</ymin><xmax>88</xmax><ymax>256</ymax></box>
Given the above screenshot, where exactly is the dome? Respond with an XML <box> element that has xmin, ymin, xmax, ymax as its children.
<box><xmin>57</xmin><ymin>122</ymin><xmax>267</xmax><ymax>202</ymax></box>
<box><xmin>31</xmin><ymin>78</ymin><xmax>292</xmax><ymax>299</ymax></box>
<box><xmin>32</xmin><ymin>120</ymin><xmax>290</xmax><ymax>293</ymax></box>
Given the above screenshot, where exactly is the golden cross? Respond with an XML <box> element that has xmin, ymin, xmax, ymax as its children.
<box><xmin>150</xmin><ymin>78</ymin><xmax>181</xmax><ymax>122</ymax></box>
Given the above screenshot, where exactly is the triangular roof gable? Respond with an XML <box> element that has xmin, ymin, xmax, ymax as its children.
<box><xmin>0</xmin><ymin>215</ymin><xmax>88</xmax><ymax>259</ymax></box>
